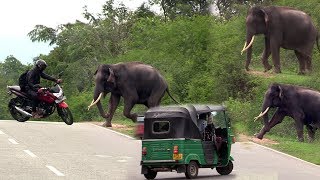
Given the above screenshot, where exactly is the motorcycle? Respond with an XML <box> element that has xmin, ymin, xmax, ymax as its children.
<box><xmin>7</xmin><ymin>82</ymin><xmax>73</xmax><ymax>125</ymax></box>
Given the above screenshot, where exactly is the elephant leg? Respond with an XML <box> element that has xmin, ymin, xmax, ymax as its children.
<box><xmin>306</xmin><ymin>124</ymin><xmax>315</xmax><ymax>142</ymax></box>
<box><xmin>147</xmin><ymin>90</ymin><xmax>165</xmax><ymax>108</ymax></box>
<box><xmin>306</xmin><ymin>56</ymin><xmax>312</xmax><ymax>73</ymax></box>
<box><xmin>292</xmin><ymin>112</ymin><xmax>305</xmax><ymax>142</ymax></box>
<box><xmin>271</xmin><ymin>47</ymin><xmax>281</xmax><ymax>73</ymax></box>
<box><xmin>256</xmin><ymin>109</ymin><xmax>285</xmax><ymax>139</ymax></box>
<box><xmin>262</xmin><ymin>37</ymin><xmax>272</xmax><ymax>72</ymax></box>
<box><xmin>123</xmin><ymin>98</ymin><xmax>138</xmax><ymax>123</ymax></box>
<box><xmin>102</xmin><ymin>94</ymin><xmax>120</xmax><ymax>127</ymax></box>
<box><xmin>294</xmin><ymin>50</ymin><xmax>307</xmax><ymax>75</ymax></box>
<box><xmin>270</xmin><ymin>37</ymin><xmax>281</xmax><ymax>73</ymax></box>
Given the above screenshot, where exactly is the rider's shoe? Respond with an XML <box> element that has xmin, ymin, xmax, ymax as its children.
<box><xmin>32</xmin><ymin>112</ymin><xmax>43</xmax><ymax>118</ymax></box>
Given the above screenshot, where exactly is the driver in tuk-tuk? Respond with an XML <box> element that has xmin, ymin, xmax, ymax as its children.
<box><xmin>198</xmin><ymin>113</ymin><xmax>215</xmax><ymax>141</ymax></box>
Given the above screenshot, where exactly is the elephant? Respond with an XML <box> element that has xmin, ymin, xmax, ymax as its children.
<box><xmin>87</xmin><ymin>62</ymin><xmax>179</xmax><ymax>127</ymax></box>
<box><xmin>254</xmin><ymin>83</ymin><xmax>320</xmax><ymax>142</ymax></box>
<box><xmin>241</xmin><ymin>6</ymin><xmax>319</xmax><ymax>74</ymax></box>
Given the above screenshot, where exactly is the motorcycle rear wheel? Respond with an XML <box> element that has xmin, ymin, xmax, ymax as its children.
<box><xmin>57</xmin><ymin>107</ymin><xmax>73</xmax><ymax>125</ymax></box>
<box><xmin>8</xmin><ymin>98</ymin><xmax>30</xmax><ymax>122</ymax></box>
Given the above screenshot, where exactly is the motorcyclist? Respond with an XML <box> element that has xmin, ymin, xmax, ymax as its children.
<box><xmin>25</xmin><ymin>59</ymin><xmax>62</xmax><ymax>118</ymax></box>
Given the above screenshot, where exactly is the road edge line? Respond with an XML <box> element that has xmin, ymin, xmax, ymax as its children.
<box><xmin>89</xmin><ymin>123</ymin><xmax>135</xmax><ymax>140</ymax></box>
<box><xmin>247</xmin><ymin>141</ymin><xmax>320</xmax><ymax>168</ymax></box>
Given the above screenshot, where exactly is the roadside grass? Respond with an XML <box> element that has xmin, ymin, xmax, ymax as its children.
<box><xmin>263</xmin><ymin>135</ymin><xmax>320</xmax><ymax>165</ymax></box>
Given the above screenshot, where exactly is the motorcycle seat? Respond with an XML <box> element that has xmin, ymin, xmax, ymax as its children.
<box><xmin>7</xmin><ymin>85</ymin><xmax>29</xmax><ymax>97</ymax></box>
<box><xmin>7</xmin><ymin>85</ymin><xmax>21</xmax><ymax>91</ymax></box>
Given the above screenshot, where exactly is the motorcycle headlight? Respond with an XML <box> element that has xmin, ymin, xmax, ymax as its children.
<box><xmin>53</xmin><ymin>91</ymin><xmax>64</xmax><ymax>99</ymax></box>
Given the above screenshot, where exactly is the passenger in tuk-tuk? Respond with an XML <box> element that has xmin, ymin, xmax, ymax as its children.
<box><xmin>199</xmin><ymin>112</ymin><xmax>223</xmax><ymax>153</ymax></box>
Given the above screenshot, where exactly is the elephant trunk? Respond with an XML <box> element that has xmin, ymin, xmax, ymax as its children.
<box><xmin>88</xmin><ymin>87</ymin><xmax>107</xmax><ymax>119</ymax></box>
<box><xmin>242</xmin><ymin>33</ymin><xmax>255</xmax><ymax>71</ymax></box>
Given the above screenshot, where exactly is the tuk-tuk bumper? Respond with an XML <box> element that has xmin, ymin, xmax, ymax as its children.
<box><xmin>141</xmin><ymin>160</ymin><xmax>186</xmax><ymax>174</ymax></box>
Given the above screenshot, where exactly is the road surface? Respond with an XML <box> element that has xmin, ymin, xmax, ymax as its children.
<box><xmin>0</xmin><ymin>120</ymin><xmax>319</xmax><ymax>180</ymax></box>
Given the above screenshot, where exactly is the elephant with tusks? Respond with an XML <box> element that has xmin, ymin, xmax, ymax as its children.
<box><xmin>88</xmin><ymin>62</ymin><xmax>178</xmax><ymax>127</ymax></box>
<box><xmin>255</xmin><ymin>83</ymin><xmax>320</xmax><ymax>142</ymax></box>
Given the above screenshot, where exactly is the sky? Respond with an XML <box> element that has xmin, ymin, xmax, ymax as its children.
<box><xmin>0</xmin><ymin>0</ymin><xmax>151</xmax><ymax>65</ymax></box>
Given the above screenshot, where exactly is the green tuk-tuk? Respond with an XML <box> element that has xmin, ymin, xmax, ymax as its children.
<box><xmin>140</xmin><ymin>104</ymin><xmax>235</xmax><ymax>179</ymax></box>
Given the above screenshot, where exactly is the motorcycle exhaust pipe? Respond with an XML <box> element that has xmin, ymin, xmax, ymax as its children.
<box><xmin>14</xmin><ymin>106</ymin><xmax>32</xmax><ymax>117</ymax></box>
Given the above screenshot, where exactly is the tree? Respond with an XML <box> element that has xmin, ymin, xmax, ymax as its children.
<box><xmin>214</xmin><ymin>0</ymin><xmax>271</xmax><ymax>19</ymax></box>
<box><xmin>0</xmin><ymin>56</ymin><xmax>26</xmax><ymax>84</ymax></box>
<box><xmin>134</xmin><ymin>3</ymin><xmax>156</xmax><ymax>19</ymax></box>
<box><xmin>150</xmin><ymin>0</ymin><xmax>213</xmax><ymax>20</ymax></box>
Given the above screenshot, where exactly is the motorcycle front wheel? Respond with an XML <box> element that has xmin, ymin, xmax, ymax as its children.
<box><xmin>57</xmin><ymin>107</ymin><xmax>73</xmax><ymax>125</ymax></box>
<box><xmin>8</xmin><ymin>98</ymin><xmax>30</xmax><ymax>122</ymax></box>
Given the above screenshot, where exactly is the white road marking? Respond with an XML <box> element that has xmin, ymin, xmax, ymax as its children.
<box><xmin>23</xmin><ymin>150</ymin><xmax>37</xmax><ymax>157</ymax></box>
<box><xmin>117</xmin><ymin>159</ymin><xmax>127</xmax><ymax>163</ymax></box>
<box><xmin>8</xmin><ymin>138</ymin><xmax>18</xmax><ymax>144</ymax></box>
<box><xmin>119</xmin><ymin>156</ymin><xmax>133</xmax><ymax>159</ymax></box>
<box><xmin>95</xmin><ymin>155</ymin><xmax>113</xmax><ymax>158</ymax></box>
<box><xmin>0</xmin><ymin>130</ymin><xmax>5</xmax><ymax>135</ymax></box>
<box><xmin>46</xmin><ymin>165</ymin><xmax>65</xmax><ymax>176</ymax></box>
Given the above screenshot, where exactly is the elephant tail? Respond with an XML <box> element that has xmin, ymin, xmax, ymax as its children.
<box><xmin>166</xmin><ymin>88</ymin><xmax>180</xmax><ymax>104</ymax></box>
<box><xmin>317</xmin><ymin>31</ymin><xmax>320</xmax><ymax>52</ymax></box>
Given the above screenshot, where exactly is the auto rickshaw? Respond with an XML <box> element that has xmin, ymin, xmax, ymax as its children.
<box><xmin>140</xmin><ymin>104</ymin><xmax>235</xmax><ymax>179</ymax></box>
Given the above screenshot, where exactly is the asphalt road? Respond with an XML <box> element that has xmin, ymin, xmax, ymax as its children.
<box><xmin>1</xmin><ymin>120</ymin><xmax>319</xmax><ymax>180</ymax></box>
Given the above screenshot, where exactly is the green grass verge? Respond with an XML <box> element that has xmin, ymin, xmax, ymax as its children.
<box><xmin>263</xmin><ymin>135</ymin><xmax>320</xmax><ymax>165</ymax></box>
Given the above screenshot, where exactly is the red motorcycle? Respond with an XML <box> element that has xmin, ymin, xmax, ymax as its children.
<box><xmin>7</xmin><ymin>83</ymin><xmax>73</xmax><ymax>125</ymax></box>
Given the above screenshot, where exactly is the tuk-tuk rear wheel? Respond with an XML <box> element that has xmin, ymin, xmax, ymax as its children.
<box><xmin>216</xmin><ymin>160</ymin><xmax>233</xmax><ymax>175</ymax></box>
<box><xmin>185</xmin><ymin>161</ymin><xmax>199</xmax><ymax>179</ymax></box>
<box><xmin>144</xmin><ymin>169</ymin><xmax>157</xmax><ymax>179</ymax></box>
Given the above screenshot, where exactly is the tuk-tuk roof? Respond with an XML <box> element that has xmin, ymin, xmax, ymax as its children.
<box><xmin>145</xmin><ymin>104</ymin><xmax>225</xmax><ymax>118</ymax></box>
<box><xmin>193</xmin><ymin>104</ymin><xmax>226</xmax><ymax>114</ymax></box>
<box><xmin>143</xmin><ymin>104</ymin><xmax>225</xmax><ymax>139</ymax></box>
<box><xmin>145</xmin><ymin>105</ymin><xmax>198</xmax><ymax>124</ymax></box>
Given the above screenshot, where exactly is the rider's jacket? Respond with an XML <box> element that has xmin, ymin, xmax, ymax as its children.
<box><xmin>26</xmin><ymin>67</ymin><xmax>57</xmax><ymax>91</ymax></box>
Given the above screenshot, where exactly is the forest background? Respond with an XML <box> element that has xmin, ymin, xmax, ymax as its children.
<box><xmin>1</xmin><ymin>0</ymin><xmax>320</xmax><ymax>164</ymax></box>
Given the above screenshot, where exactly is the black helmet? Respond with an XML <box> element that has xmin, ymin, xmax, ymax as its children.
<box><xmin>35</xmin><ymin>59</ymin><xmax>47</xmax><ymax>71</ymax></box>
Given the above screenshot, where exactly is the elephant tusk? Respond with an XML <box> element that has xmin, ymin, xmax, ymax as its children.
<box><xmin>87</xmin><ymin>93</ymin><xmax>104</xmax><ymax>110</ymax></box>
<box><xmin>87</xmin><ymin>99</ymin><xmax>95</xmax><ymax>110</ymax></box>
<box><xmin>241</xmin><ymin>36</ymin><xmax>255</xmax><ymax>55</ymax></box>
<box><xmin>241</xmin><ymin>42</ymin><xmax>247</xmax><ymax>55</ymax></box>
<box><xmin>254</xmin><ymin>107</ymin><xmax>270</xmax><ymax>122</ymax></box>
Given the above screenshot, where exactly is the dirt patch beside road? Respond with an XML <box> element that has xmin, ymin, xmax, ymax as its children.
<box><xmin>237</xmin><ymin>134</ymin><xmax>279</xmax><ymax>145</ymax></box>
<box><xmin>90</xmin><ymin>121</ymin><xmax>135</xmax><ymax>137</ymax></box>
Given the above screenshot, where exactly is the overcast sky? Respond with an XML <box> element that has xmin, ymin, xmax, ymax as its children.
<box><xmin>0</xmin><ymin>0</ymin><xmax>149</xmax><ymax>64</ymax></box>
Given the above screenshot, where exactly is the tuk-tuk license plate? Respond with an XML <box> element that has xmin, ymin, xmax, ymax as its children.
<box><xmin>173</xmin><ymin>154</ymin><xmax>183</xmax><ymax>160</ymax></box>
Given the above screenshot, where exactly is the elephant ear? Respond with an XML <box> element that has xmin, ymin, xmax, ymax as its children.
<box><xmin>107</xmin><ymin>68</ymin><xmax>116</xmax><ymax>87</ymax></box>
<box><xmin>260</xmin><ymin>9</ymin><xmax>269</xmax><ymax>28</ymax></box>
<box><xmin>278</xmin><ymin>85</ymin><xmax>283</xmax><ymax>99</ymax></box>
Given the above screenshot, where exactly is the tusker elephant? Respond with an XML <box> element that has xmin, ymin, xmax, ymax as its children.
<box><xmin>254</xmin><ymin>83</ymin><xmax>320</xmax><ymax>142</ymax></box>
<box><xmin>87</xmin><ymin>62</ymin><xmax>178</xmax><ymax>127</ymax></box>
<box><xmin>241</xmin><ymin>6</ymin><xmax>319</xmax><ymax>74</ymax></box>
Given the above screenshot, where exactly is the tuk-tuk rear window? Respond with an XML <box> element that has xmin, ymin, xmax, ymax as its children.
<box><xmin>152</xmin><ymin>121</ymin><xmax>170</xmax><ymax>134</ymax></box>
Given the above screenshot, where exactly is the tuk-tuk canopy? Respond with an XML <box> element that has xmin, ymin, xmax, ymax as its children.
<box><xmin>143</xmin><ymin>104</ymin><xmax>226</xmax><ymax>139</ymax></box>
